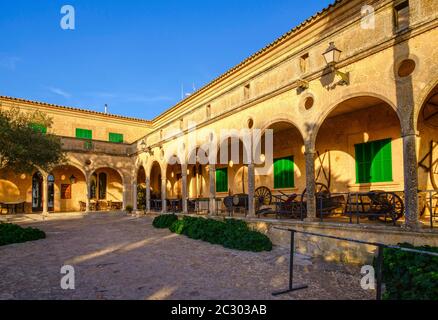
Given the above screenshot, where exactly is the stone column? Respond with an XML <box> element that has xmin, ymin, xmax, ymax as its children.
<box><xmin>305</xmin><ymin>147</ymin><xmax>317</xmax><ymax>220</ymax></box>
<box><xmin>85</xmin><ymin>174</ymin><xmax>91</xmax><ymax>212</ymax></box>
<box><xmin>161</xmin><ymin>176</ymin><xmax>167</xmax><ymax>213</ymax></box>
<box><xmin>122</xmin><ymin>183</ymin><xmax>128</xmax><ymax>210</ymax></box>
<box><xmin>181</xmin><ymin>164</ymin><xmax>188</xmax><ymax>214</ymax></box>
<box><xmin>132</xmin><ymin>182</ymin><xmax>138</xmax><ymax>212</ymax></box>
<box><xmin>209</xmin><ymin>164</ymin><xmax>216</xmax><ymax>215</ymax></box>
<box><xmin>402</xmin><ymin>132</ymin><xmax>420</xmax><ymax>229</ymax></box>
<box><xmin>146</xmin><ymin>176</ymin><xmax>151</xmax><ymax>212</ymax></box>
<box><xmin>42</xmin><ymin>174</ymin><xmax>49</xmax><ymax>215</ymax></box>
<box><xmin>247</xmin><ymin>163</ymin><xmax>256</xmax><ymax>217</ymax></box>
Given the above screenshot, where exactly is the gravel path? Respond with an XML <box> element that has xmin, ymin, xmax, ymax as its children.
<box><xmin>0</xmin><ymin>214</ymin><xmax>374</xmax><ymax>300</ymax></box>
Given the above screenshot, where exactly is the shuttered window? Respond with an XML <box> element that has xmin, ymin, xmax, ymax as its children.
<box><xmin>274</xmin><ymin>156</ymin><xmax>295</xmax><ymax>189</ymax></box>
<box><xmin>355</xmin><ymin>138</ymin><xmax>393</xmax><ymax>183</ymax></box>
<box><xmin>109</xmin><ymin>133</ymin><xmax>124</xmax><ymax>143</ymax></box>
<box><xmin>75</xmin><ymin>128</ymin><xmax>92</xmax><ymax>140</ymax></box>
<box><xmin>216</xmin><ymin>167</ymin><xmax>228</xmax><ymax>193</ymax></box>
<box><xmin>30</xmin><ymin>123</ymin><xmax>47</xmax><ymax>134</ymax></box>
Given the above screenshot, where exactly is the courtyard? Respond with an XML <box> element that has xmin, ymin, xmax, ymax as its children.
<box><xmin>0</xmin><ymin>213</ymin><xmax>373</xmax><ymax>300</ymax></box>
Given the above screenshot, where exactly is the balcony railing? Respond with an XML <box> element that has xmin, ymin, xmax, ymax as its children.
<box><xmin>60</xmin><ymin>136</ymin><xmax>133</xmax><ymax>156</ymax></box>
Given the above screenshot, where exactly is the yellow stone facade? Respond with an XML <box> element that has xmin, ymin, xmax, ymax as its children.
<box><xmin>1</xmin><ymin>0</ymin><xmax>438</xmax><ymax>257</ymax></box>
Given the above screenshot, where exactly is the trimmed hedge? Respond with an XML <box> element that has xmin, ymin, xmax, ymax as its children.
<box><xmin>164</xmin><ymin>216</ymin><xmax>272</xmax><ymax>252</ymax></box>
<box><xmin>378</xmin><ymin>243</ymin><xmax>438</xmax><ymax>300</ymax></box>
<box><xmin>0</xmin><ymin>223</ymin><xmax>46</xmax><ymax>246</ymax></box>
<box><xmin>152</xmin><ymin>214</ymin><xmax>178</xmax><ymax>229</ymax></box>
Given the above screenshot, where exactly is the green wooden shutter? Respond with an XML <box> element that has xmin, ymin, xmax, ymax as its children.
<box><xmin>76</xmin><ymin>128</ymin><xmax>92</xmax><ymax>140</ymax></box>
<box><xmin>274</xmin><ymin>156</ymin><xmax>294</xmax><ymax>189</ymax></box>
<box><xmin>216</xmin><ymin>168</ymin><xmax>228</xmax><ymax>193</ymax></box>
<box><xmin>30</xmin><ymin>123</ymin><xmax>47</xmax><ymax>134</ymax></box>
<box><xmin>355</xmin><ymin>139</ymin><xmax>392</xmax><ymax>183</ymax></box>
<box><xmin>109</xmin><ymin>133</ymin><xmax>124</xmax><ymax>143</ymax></box>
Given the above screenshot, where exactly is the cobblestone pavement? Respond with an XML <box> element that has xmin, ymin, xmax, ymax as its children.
<box><xmin>0</xmin><ymin>214</ymin><xmax>374</xmax><ymax>300</ymax></box>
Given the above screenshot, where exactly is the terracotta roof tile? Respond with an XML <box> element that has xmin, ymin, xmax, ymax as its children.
<box><xmin>0</xmin><ymin>95</ymin><xmax>152</xmax><ymax>124</ymax></box>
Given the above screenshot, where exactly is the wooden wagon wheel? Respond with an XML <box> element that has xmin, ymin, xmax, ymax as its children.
<box><xmin>255</xmin><ymin>186</ymin><xmax>272</xmax><ymax>206</ymax></box>
<box><xmin>371</xmin><ymin>192</ymin><xmax>404</xmax><ymax>223</ymax></box>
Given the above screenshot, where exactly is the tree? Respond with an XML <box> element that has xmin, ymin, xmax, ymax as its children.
<box><xmin>0</xmin><ymin>107</ymin><xmax>65</xmax><ymax>173</ymax></box>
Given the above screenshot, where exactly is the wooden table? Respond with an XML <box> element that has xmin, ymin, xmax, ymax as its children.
<box><xmin>1</xmin><ymin>202</ymin><xmax>26</xmax><ymax>214</ymax></box>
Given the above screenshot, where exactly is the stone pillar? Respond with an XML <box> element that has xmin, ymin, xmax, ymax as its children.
<box><xmin>42</xmin><ymin>174</ymin><xmax>49</xmax><ymax>215</ymax></box>
<box><xmin>209</xmin><ymin>164</ymin><xmax>216</xmax><ymax>215</ymax></box>
<box><xmin>181</xmin><ymin>164</ymin><xmax>188</xmax><ymax>214</ymax></box>
<box><xmin>132</xmin><ymin>182</ymin><xmax>138</xmax><ymax>212</ymax></box>
<box><xmin>402</xmin><ymin>132</ymin><xmax>420</xmax><ymax>229</ymax></box>
<box><xmin>305</xmin><ymin>147</ymin><xmax>317</xmax><ymax>220</ymax></box>
<box><xmin>146</xmin><ymin>176</ymin><xmax>151</xmax><ymax>212</ymax></box>
<box><xmin>161</xmin><ymin>176</ymin><xmax>167</xmax><ymax>213</ymax></box>
<box><xmin>85</xmin><ymin>174</ymin><xmax>91</xmax><ymax>212</ymax></box>
<box><xmin>247</xmin><ymin>163</ymin><xmax>256</xmax><ymax>217</ymax></box>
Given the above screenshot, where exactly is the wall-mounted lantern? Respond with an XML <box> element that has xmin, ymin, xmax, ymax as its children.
<box><xmin>140</xmin><ymin>139</ymin><xmax>146</xmax><ymax>151</ymax></box>
<box><xmin>69</xmin><ymin>175</ymin><xmax>77</xmax><ymax>184</ymax></box>
<box><xmin>322</xmin><ymin>42</ymin><xmax>349</xmax><ymax>86</ymax></box>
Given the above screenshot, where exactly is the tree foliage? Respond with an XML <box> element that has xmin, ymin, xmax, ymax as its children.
<box><xmin>0</xmin><ymin>107</ymin><xmax>65</xmax><ymax>173</ymax></box>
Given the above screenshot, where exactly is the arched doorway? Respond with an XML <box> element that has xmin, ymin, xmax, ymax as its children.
<box><xmin>417</xmin><ymin>83</ymin><xmax>438</xmax><ymax>224</ymax></box>
<box><xmin>137</xmin><ymin>166</ymin><xmax>146</xmax><ymax>210</ymax></box>
<box><xmin>48</xmin><ymin>174</ymin><xmax>55</xmax><ymax>212</ymax></box>
<box><xmin>314</xmin><ymin>96</ymin><xmax>403</xmax><ymax>223</ymax></box>
<box><xmin>32</xmin><ymin>172</ymin><xmax>43</xmax><ymax>212</ymax></box>
<box><xmin>51</xmin><ymin>164</ymin><xmax>87</xmax><ymax>212</ymax></box>
<box><xmin>166</xmin><ymin>156</ymin><xmax>183</xmax><ymax>212</ymax></box>
<box><xmin>315</xmin><ymin>96</ymin><xmax>402</xmax><ymax>193</ymax></box>
<box><xmin>417</xmin><ymin>85</ymin><xmax>438</xmax><ymax>190</ymax></box>
<box><xmin>89</xmin><ymin>167</ymin><xmax>124</xmax><ymax>211</ymax></box>
<box><xmin>256</xmin><ymin>121</ymin><xmax>305</xmax><ymax>194</ymax></box>
<box><xmin>215</xmin><ymin>137</ymin><xmax>251</xmax><ymax>197</ymax></box>
<box><xmin>149</xmin><ymin>161</ymin><xmax>162</xmax><ymax>211</ymax></box>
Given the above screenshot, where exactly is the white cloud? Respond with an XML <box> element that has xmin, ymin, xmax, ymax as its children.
<box><xmin>48</xmin><ymin>86</ymin><xmax>72</xmax><ymax>98</ymax></box>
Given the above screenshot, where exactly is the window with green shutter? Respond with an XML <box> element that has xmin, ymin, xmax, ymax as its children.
<box><xmin>109</xmin><ymin>132</ymin><xmax>124</xmax><ymax>143</ymax></box>
<box><xmin>355</xmin><ymin>138</ymin><xmax>393</xmax><ymax>183</ymax></box>
<box><xmin>75</xmin><ymin>128</ymin><xmax>92</xmax><ymax>140</ymax></box>
<box><xmin>274</xmin><ymin>156</ymin><xmax>295</xmax><ymax>189</ymax></box>
<box><xmin>30</xmin><ymin>123</ymin><xmax>47</xmax><ymax>134</ymax></box>
<box><xmin>216</xmin><ymin>167</ymin><xmax>228</xmax><ymax>193</ymax></box>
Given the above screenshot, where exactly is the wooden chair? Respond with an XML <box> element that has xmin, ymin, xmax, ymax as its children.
<box><xmin>98</xmin><ymin>200</ymin><xmax>108</xmax><ymax>211</ymax></box>
<box><xmin>0</xmin><ymin>203</ymin><xmax>8</xmax><ymax>215</ymax></box>
<box><xmin>79</xmin><ymin>201</ymin><xmax>86</xmax><ymax>212</ymax></box>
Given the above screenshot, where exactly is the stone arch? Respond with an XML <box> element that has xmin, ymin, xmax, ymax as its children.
<box><xmin>314</xmin><ymin>94</ymin><xmax>403</xmax><ymax>193</ymax></box>
<box><xmin>415</xmin><ymin>77</ymin><xmax>438</xmax><ymax>132</ymax></box>
<box><xmin>312</xmin><ymin>92</ymin><xmax>401</xmax><ymax>146</ymax></box>
<box><xmin>50</xmin><ymin>163</ymin><xmax>88</xmax><ymax>212</ymax></box>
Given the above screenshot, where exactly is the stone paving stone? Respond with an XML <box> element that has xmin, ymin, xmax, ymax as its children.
<box><xmin>0</xmin><ymin>214</ymin><xmax>374</xmax><ymax>300</ymax></box>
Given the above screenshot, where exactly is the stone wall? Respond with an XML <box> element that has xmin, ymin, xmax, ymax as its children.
<box><xmin>248</xmin><ymin>219</ymin><xmax>438</xmax><ymax>264</ymax></box>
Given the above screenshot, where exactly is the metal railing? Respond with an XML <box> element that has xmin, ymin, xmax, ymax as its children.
<box><xmin>272</xmin><ymin>227</ymin><xmax>438</xmax><ymax>300</ymax></box>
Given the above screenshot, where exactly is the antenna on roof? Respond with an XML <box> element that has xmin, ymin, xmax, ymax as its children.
<box><xmin>104</xmin><ymin>104</ymin><xmax>108</xmax><ymax>114</ymax></box>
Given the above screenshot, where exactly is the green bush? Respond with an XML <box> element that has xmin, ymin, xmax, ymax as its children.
<box><xmin>0</xmin><ymin>223</ymin><xmax>46</xmax><ymax>246</ymax></box>
<box><xmin>377</xmin><ymin>243</ymin><xmax>438</xmax><ymax>300</ymax></box>
<box><xmin>152</xmin><ymin>214</ymin><xmax>178</xmax><ymax>229</ymax></box>
<box><xmin>165</xmin><ymin>216</ymin><xmax>272</xmax><ymax>252</ymax></box>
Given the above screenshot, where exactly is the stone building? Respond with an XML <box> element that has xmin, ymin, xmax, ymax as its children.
<box><xmin>1</xmin><ymin>0</ymin><xmax>438</xmax><ymax>261</ymax></box>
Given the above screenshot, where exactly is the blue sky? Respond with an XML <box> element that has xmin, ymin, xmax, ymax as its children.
<box><xmin>0</xmin><ymin>0</ymin><xmax>334</xmax><ymax>120</ymax></box>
